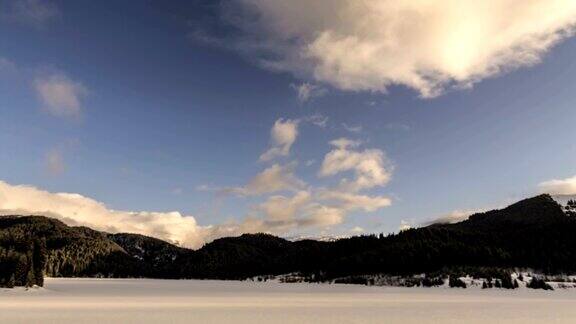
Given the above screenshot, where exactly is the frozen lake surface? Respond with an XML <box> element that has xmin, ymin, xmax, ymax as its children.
<box><xmin>1</xmin><ymin>278</ymin><xmax>576</xmax><ymax>323</ymax></box>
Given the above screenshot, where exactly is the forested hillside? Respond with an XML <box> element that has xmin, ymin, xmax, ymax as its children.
<box><xmin>0</xmin><ymin>194</ymin><xmax>575</xmax><ymax>287</ymax></box>
<box><xmin>0</xmin><ymin>216</ymin><xmax>142</xmax><ymax>282</ymax></box>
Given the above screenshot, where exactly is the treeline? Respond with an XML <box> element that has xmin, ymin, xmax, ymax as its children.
<box><xmin>166</xmin><ymin>195</ymin><xmax>576</xmax><ymax>281</ymax></box>
<box><xmin>0</xmin><ymin>194</ymin><xmax>575</xmax><ymax>287</ymax></box>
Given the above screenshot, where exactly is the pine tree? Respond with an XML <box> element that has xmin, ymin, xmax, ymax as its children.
<box><xmin>527</xmin><ymin>278</ymin><xmax>553</xmax><ymax>290</ymax></box>
<box><xmin>501</xmin><ymin>275</ymin><xmax>514</xmax><ymax>289</ymax></box>
<box><xmin>33</xmin><ymin>239</ymin><xmax>47</xmax><ymax>287</ymax></box>
<box><xmin>14</xmin><ymin>254</ymin><xmax>28</xmax><ymax>286</ymax></box>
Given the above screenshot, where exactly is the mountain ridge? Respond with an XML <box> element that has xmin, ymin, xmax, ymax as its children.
<box><xmin>0</xmin><ymin>194</ymin><xmax>575</xmax><ymax>287</ymax></box>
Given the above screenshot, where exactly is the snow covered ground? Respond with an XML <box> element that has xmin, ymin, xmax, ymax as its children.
<box><xmin>1</xmin><ymin>278</ymin><xmax>576</xmax><ymax>323</ymax></box>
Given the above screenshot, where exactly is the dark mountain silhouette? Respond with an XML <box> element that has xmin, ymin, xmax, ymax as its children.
<box><xmin>1</xmin><ymin>194</ymin><xmax>575</xmax><ymax>287</ymax></box>
<box><xmin>461</xmin><ymin>194</ymin><xmax>568</xmax><ymax>228</ymax></box>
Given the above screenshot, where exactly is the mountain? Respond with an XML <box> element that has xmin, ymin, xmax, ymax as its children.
<box><xmin>0</xmin><ymin>216</ymin><xmax>143</xmax><ymax>280</ymax></box>
<box><xmin>461</xmin><ymin>194</ymin><xmax>568</xmax><ymax>228</ymax></box>
<box><xmin>0</xmin><ymin>194</ymin><xmax>575</xmax><ymax>287</ymax></box>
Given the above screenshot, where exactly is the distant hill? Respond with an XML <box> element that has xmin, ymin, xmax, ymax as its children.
<box><xmin>1</xmin><ymin>194</ymin><xmax>575</xmax><ymax>287</ymax></box>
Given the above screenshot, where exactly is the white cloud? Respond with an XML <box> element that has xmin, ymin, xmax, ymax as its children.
<box><xmin>255</xmin><ymin>191</ymin><xmax>354</xmax><ymax>231</ymax></box>
<box><xmin>195</xmin><ymin>184</ymin><xmax>215</xmax><ymax>192</ymax></box>
<box><xmin>421</xmin><ymin>208</ymin><xmax>487</xmax><ymax>226</ymax></box>
<box><xmin>350</xmin><ymin>226</ymin><xmax>364</xmax><ymax>234</ymax></box>
<box><xmin>342</xmin><ymin>123</ymin><xmax>362</xmax><ymax>133</ymax></box>
<box><xmin>539</xmin><ymin>175</ymin><xmax>576</xmax><ymax>195</ymax></box>
<box><xmin>248</xmin><ymin>137</ymin><xmax>395</xmax><ymax>229</ymax></box>
<box><xmin>399</xmin><ymin>220</ymin><xmax>412</xmax><ymax>231</ymax></box>
<box><xmin>257</xmin><ymin>191</ymin><xmax>311</xmax><ymax>222</ymax></box>
<box><xmin>208</xmin><ymin>0</ymin><xmax>576</xmax><ymax>97</ymax></box>
<box><xmin>0</xmin><ymin>180</ymin><xmax>208</xmax><ymax>249</ymax></box>
<box><xmin>225</xmin><ymin>162</ymin><xmax>305</xmax><ymax>196</ymax></box>
<box><xmin>319</xmin><ymin>138</ymin><xmax>392</xmax><ymax>192</ymax></box>
<box><xmin>329</xmin><ymin>138</ymin><xmax>360</xmax><ymax>150</ymax></box>
<box><xmin>0</xmin><ymin>0</ymin><xmax>60</xmax><ymax>27</ymax></box>
<box><xmin>259</xmin><ymin>118</ymin><xmax>299</xmax><ymax>161</ymax></box>
<box><xmin>305</xmin><ymin>114</ymin><xmax>328</xmax><ymax>128</ymax></box>
<box><xmin>45</xmin><ymin>148</ymin><xmax>65</xmax><ymax>176</ymax></box>
<box><xmin>250</xmin><ymin>189</ymin><xmax>390</xmax><ymax>234</ymax></box>
<box><xmin>290</xmin><ymin>82</ymin><xmax>327</xmax><ymax>102</ymax></box>
<box><xmin>384</xmin><ymin>123</ymin><xmax>412</xmax><ymax>132</ymax></box>
<box><xmin>204</xmin><ymin>192</ymin><xmax>344</xmax><ymax>237</ymax></box>
<box><xmin>302</xmin><ymin>204</ymin><xmax>344</xmax><ymax>227</ymax></box>
<box><xmin>241</xmin><ymin>133</ymin><xmax>394</xmax><ymax>231</ymax></box>
<box><xmin>34</xmin><ymin>71</ymin><xmax>87</xmax><ymax>118</ymax></box>
<box><xmin>430</xmin><ymin>210</ymin><xmax>474</xmax><ymax>225</ymax></box>
<box><xmin>215</xmin><ymin>121</ymin><xmax>395</xmax><ymax>237</ymax></box>
<box><xmin>221</xmin><ymin>136</ymin><xmax>395</xmax><ymax>233</ymax></box>
<box><xmin>317</xmin><ymin>191</ymin><xmax>391</xmax><ymax>212</ymax></box>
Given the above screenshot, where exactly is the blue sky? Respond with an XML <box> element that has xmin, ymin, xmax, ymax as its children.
<box><xmin>1</xmin><ymin>0</ymin><xmax>576</xmax><ymax>247</ymax></box>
